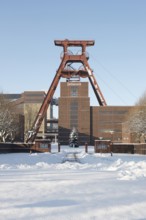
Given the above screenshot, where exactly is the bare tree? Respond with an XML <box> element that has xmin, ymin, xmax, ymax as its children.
<box><xmin>125</xmin><ymin>90</ymin><xmax>146</xmax><ymax>143</ymax></box>
<box><xmin>135</xmin><ymin>90</ymin><xmax>146</xmax><ymax>106</ymax></box>
<box><xmin>0</xmin><ymin>94</ymin><xmax>20</xmax><ymax>142</ymax></box>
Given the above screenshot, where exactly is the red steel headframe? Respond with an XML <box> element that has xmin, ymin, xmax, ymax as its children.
<box><xmin>26</xmin><ymin>39</ymin><xmax>107</xmax><ymax>143</ymax></box>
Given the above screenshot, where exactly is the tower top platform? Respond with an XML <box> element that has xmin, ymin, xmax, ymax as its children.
<box><xmin>54</xmin><ymin>39</ymin><xmax>95</xmax><ymax>47</ymax></box>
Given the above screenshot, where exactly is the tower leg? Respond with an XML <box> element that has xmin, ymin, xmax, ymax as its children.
<box><xmin>26</xmin><ymin>59</ymin><xmax>66</xmax><ymax>143</ymax></box>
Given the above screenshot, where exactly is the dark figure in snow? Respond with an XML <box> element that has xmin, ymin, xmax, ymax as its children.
<box><xmin>69</xmin><ymin>127</ymin><xmax>78</xmax><ymax>147</ymax></box>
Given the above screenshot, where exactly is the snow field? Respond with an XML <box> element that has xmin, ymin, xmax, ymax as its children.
<box><xmin>0</xmin><ymin>145</ymin><xmax>146</xmax><ymax>220</ymax></box>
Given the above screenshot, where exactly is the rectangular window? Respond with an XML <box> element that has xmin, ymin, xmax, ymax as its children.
<box><xmin>70</xmin><ymin>101</ymin><xmax>78</xmax><ymax>129</ymax></box>
<box><xmin>71</xmin><ymin>86</ymin><xmax>78</xmax><ymax>97</ymax></box>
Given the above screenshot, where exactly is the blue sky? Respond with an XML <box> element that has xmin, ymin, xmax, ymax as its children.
<box><xmin>0</xmin><ymin>0</ymin><xmax>146</xmax><ymax>107</ymax></box>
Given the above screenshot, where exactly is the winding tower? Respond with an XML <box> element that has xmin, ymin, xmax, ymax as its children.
<box><xmin>26</xmin><ymin>40</ymin><xmax>107</xmax><ymax>143</ymax></box>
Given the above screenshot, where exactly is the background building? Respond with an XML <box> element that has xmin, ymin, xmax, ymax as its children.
<box><xmin>91</xmin><ymin>106</ymin><xmax>132</xmax><ymax>144</ymax></box>
<box><xmin>3</xmin><ymin>91</ymin><xmax>47</xmax><ymax>141</ymax></box>
<box><xmin>22</xmin><ymin>91</ymin><xmax>46</xmax><ymax>139</ymax></box>
<box><xmin>58</xmin><ymin>82</ymin><xmax>132</xmax><ymax>145</ymax></box>
<box><xmin>3</xmin><ymin>82</ymin><xmax>141</xmax><ymax>144</ymax></box>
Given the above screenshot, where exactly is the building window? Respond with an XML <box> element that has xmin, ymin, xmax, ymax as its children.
<box><xmin>70</xmin><ymin>101</ymin><xmax>78</xmax><ymax>129</ymax></box>
<box><xmin>71</xmin><ymin>86</ymin><xmax>78</xmax><ymax>97</ymax></box>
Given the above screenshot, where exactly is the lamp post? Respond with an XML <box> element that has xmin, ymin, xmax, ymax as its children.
<box><xmin>109</xmin><ymin>130</ymin><xmax>114</xmax><ymax>156</ymax></box>
<box><xmin>109</xmin><ymin>130</ymin><xmax>114</xmax><ymax>142</ymax></box>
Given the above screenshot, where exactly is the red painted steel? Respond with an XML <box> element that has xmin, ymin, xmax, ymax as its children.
<box><xmin>26</xmin><ymin>40</ymin><xmax>107</xmax><ymax>143</ymax></box>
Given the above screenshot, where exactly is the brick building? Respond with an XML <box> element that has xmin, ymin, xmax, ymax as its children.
<box><xmin>58</xmin><ymin>82</ymin><xmax>90</xmax><ymax>144</ymax></box>
<box><xmin>58</xmin><ymin>82</ymin><xmax>132</xmax><ymax>145</ymax></box>
<box><xmin>3</xmin><ymin>83</ymin><xmax>142</xmax><ymax>145</ymax></box>
<box><xmin>3</xmin><ymin>91</ymin><xmax>46</xmax><ymax>141</ymax></box>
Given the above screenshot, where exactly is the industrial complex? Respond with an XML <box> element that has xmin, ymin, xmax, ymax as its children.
<box><xmin>1</xmin><ymin>40</ymin><xmax>146</xmax><ymax>154</ymax></box>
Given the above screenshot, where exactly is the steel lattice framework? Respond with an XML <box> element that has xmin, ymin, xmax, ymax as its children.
<box><xmin>26</xmin><ymin>40</ymin><xmax>107</xmax><ymax>143</ymax></box>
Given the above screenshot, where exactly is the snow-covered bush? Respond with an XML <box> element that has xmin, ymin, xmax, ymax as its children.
<box><xmin>69</xmin><ymin>127</ymin><xmax>78</xmax><ymax>147</ymax></box>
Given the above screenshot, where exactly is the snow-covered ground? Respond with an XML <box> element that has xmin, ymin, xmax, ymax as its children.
<box><xmin>0</xmin><ymin>145</ymin><xmax>146</xmax><ymax>220</ymax></box>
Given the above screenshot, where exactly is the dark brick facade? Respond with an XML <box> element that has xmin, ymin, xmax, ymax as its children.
<box><xmin>58</xmin><ymin>82</ymin><xmax>90</xmax><ymax>145</ymax></box>
<box><xmin>91</xmin><ymin>106</ymin><xmax>131</xmax><ymax>144</ymax></box>
<box><xmin>59</xmin><ymin>82</ymin><xmax>132</xmax><ymax>145</ymax></box>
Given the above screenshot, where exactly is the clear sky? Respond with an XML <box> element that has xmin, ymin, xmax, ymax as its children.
<box><xmin>0</xmin><ymin>0</ymin><xmax>146</xmax><ymax>107</ymax></box>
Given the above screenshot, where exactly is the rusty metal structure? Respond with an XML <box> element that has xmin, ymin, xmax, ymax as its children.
<box><xmin>26</xmin><ymin>40</ymin><xmax>107</xmax><ymax>143</ymax></box>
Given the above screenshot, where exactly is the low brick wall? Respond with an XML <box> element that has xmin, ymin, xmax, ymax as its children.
<box><xmin>94</xmin><ymin>142</ymin><xmax>143</xmax><ymax>154</ymax></box>
<box><xmin>134</xmin><ymin>144</ymin><xmax>146</xmax><ymax>155</ymax></box>
<box><xmin>94</xmin><ymin>141</ymin><xmax>135</xmax><ymax>154</ymax></box>
<box><xmin>111</xmin><ymin>143</ymin><xmax>134</xmax><ymax>154</ymax></box>
<box><xmin>111</xmin><ymin>143</ymin><xmax>146</xmax><ymax>155</ymax></box>
<box><xmin>0</xmin><ymin>143</ymin><xmax>30</xmax><ymax>153</ymax></box>
<box><xmin>1</xmin><ymin>142</ymin><xmax>146</xmax><ymax>154</ymax></box>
